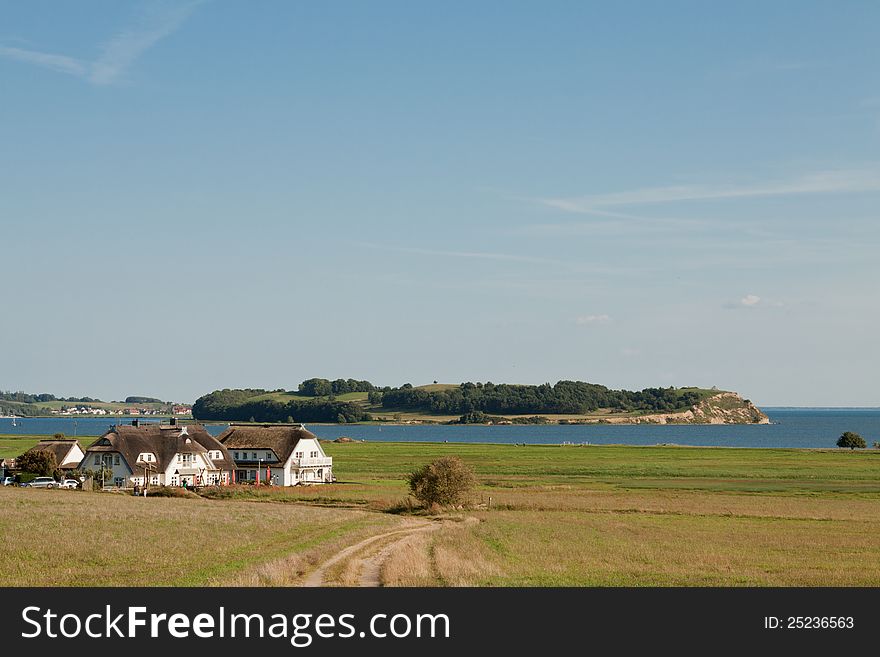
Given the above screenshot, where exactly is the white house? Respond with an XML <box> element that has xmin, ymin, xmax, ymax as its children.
<box><xmin>218</xmin><ymin>423</ymin><xmax>333</xmax><ymax>485</ymax></box>
<box><xmin>78</xmin><ymin>420</ymin><xmax>234</xmax><ymax>488</ymax></box>
<box><xmin>25</xmin><ymin>439</ymin><xmax>85</xmax><ymax>470</ymax></box>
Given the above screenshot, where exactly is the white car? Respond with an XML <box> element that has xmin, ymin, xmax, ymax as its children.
<box><xmin>59</xmin><ymin>479</ymin><xmax>80</xmax><ymax>489</ymax></box>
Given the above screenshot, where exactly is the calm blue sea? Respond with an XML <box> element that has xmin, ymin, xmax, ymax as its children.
<box><xmin>1</xmin><ymin>409</ymin><xmax>879</xmax><ymax>448</ymax></box>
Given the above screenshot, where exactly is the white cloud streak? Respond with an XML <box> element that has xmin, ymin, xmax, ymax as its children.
<box><xmin>575</xmin><ymin>314</ymin><xmax>611</xmax><ymax>325</ymax></box>
<box><xmin>0</xmin><ymin>1</ymin><xmax>204</xmax><ymax>86</ymax></box>
<box><xmin>0</xmin><ymin>45</ymin><xmax>86</xmax><ymax>76</ymax></box>
<box><xmin>539</xmin><ymin>169</ymin><xmax>880</xmax><ymax>213</ymax></box>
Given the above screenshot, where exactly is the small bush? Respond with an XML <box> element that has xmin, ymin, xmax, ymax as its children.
<box><xmin>144</xmin><ymin>486</ymin><xmax>200</xmax><ymax>499</ymax></box>
<box><xmin>406</xmin><ymin>456</ymin><xmax>476</xmax><ymax>508</ymax></box>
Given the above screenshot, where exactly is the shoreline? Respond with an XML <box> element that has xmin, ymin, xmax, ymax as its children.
<box><xmin>1</xmin><ymin>432</ymin><xmax>873</xmax><ymax>453</ymax></box>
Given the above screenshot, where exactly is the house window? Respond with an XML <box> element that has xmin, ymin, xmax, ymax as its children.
<box><xmin>233</xmin><ymin>452</ymin><xmax>238</xmax><ymax>459</ymax></box>
<box><xmin>94</xmin><ymin>455</ymin><xmax>100</xmax><ymax>465</ymax></box>
<box><xmin>295</xmin><ymin>451</ymin><xmax>303</xmax><ymax>459</ymax></box>
<box><xmin>114</xmin><ymin>455</ymin><xmax>120</xmax><ymax>465</ymax></box>
<box><xmin>177</xmin><ymin>454</ymin><xmax>181</xmax><ymax>463</ymax></box>
<box><xmin>252</xmin><ymin>452</ymin><xmax>257</xmax><ymax>460</ymax></box>
<box><xmin>182</xmin><ymin>453</ymin><xmax>192</xmax><ymax>466</ymax></box>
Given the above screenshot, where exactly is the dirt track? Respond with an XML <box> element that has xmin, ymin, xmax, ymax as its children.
<box><xmin>301</xmin><ymin>520</ymin><xmax>438</xmax><ymax>587</ymax></box>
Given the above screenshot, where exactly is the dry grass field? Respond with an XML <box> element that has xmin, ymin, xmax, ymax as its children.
<box><xmin>2</xmin><ymin>439</ymin><xmax>879</xmax><ymax>586</ymax></box>
<box><xmin>0</xmin><ymin>487</ymin><xmax>399</xmax><ymax>586</ymax></box>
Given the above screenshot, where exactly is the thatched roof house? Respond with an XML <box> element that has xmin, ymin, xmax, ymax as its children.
<box><xmin>218</xmin><ymin>423</ymin><xmax>333</xmax><ymax>485</ymax></box>
<box><xmin>25</xmin><ymin>439</ymin><xmax>85</xmax><ymax>469</ymax></box>
<box><xmin>79</xmin><ymin>421</ymin><xmax>233</xmax><ymax>488</ymax></box>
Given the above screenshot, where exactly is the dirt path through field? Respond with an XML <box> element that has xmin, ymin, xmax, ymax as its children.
<box><xmin>301</xmin><ymin>520</ymin><xmax>437</xmax><ymax>587</ymax></box>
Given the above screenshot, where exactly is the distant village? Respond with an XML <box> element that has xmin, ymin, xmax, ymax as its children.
<box><xmin>51</xmin><ymin>405</ymin><xmax>192</xmax><ymax>417</ymax></box>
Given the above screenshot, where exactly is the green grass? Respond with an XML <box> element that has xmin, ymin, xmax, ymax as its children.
<box><xmin>240</xmin><ymin>390</ymin><xmax>370</xmax><ymax>404</ymax></box>
<box><xmin>323</xmin><ymin>442</ymin><xmax>880</xmax><ymax>495</ymax></box>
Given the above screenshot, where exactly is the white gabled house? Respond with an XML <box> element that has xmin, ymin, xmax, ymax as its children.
<box><xmin>78</xmin><ymin>420</ymin><xmax>234</xmax><ymax>488</ymax></box>
<box><xmin>217</xmin><ymin>423</ymin><xmax>333</xmax><ymax>485</ymax></box>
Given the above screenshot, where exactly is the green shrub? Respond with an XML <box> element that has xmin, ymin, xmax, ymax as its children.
<box><xmin>837</xmin><ymin>432</ymin><xmax>866</xmax><ymax>450</ymax></box>
<box><xmin>406</xmin><ymin>456</ymin><xmax>476</xmax><ymax>507</ymax></box>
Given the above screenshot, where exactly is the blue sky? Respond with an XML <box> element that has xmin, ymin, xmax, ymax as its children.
<box><xmin>1</xmin><ymin>1</ymin><xmax>878</xmax><ymax>405</ymax></box>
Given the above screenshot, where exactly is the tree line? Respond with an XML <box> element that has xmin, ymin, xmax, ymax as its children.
<box><xmin>379</xmin><ymin>381</ymin><xmax>705</xmax><ymax>415</ymax></box>
<box><xmin>192</xmin><ymin>389</ymin><xmax>371</xmax><ymax>423</ymax></box>
<box><xmin>297</xmin><ymin>378</ymin><xmax>376</xmax><ymax>397</ymax></box>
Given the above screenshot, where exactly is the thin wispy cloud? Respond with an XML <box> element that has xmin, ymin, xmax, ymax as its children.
<box><xmin>0</xmin><ymin>45</ymin><xmax>86</xmax><ymax>76</ymax></box>
<box><xmin>723</xmin><ymin>294</ymin><xmax>786</xmax><ymax>310</ymax></box>
<box><xmin>575</xmin><ymin>314</ymin><xmax>611</xmax><ymax>325</ymax></box>
<box><xmin>539</xmin><ymin>168</ymin><xmax>880</xmax><ymax>214</ymax></box>
<box><xmin>0</xmin><ymin>1</ymin><xmax>204</xmax><ymax>86</ymax></box>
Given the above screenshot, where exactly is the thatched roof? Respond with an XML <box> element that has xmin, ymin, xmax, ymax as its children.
<box><xmin>26</xmin><ymin>439</ymin><xmax>82</xmax><ymax>468</ymax></box>
<box><xmin>217</xmin><ymin>424</ymin><xmax>319</xmax><ymax>464</ymax></box>
<box><xmin>81</xmin><ymin>424</ymin><xmax>233</xmax><ymax>473</ymax></box>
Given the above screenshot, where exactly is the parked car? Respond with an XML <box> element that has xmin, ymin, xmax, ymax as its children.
<box><xmin>1</xmin><ymin>476</ymin><xmax>15</xmax><ymax>486</ymax></box>
<box><xmin>21</xmin><ymin>477</ymin><xmax>58</xmax><ymax>488</ymax></box>
<box><xmin>60</xmin><ymin>479</ymin><xmax>80</xmax><ymax>489</ymax></box>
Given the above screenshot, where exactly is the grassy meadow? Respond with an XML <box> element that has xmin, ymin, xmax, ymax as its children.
<box><xmin>2</xmin><ymin>437</ymin><xmax>879</xmax><ymax>586</ymax></box>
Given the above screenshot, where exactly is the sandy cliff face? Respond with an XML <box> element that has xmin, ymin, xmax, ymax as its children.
<box><xmin>596</xmin><ymin>392</ymin><xmax>770</xmax><ymax>425</ymax></box>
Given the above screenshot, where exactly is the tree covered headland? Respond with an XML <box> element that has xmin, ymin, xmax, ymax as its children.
<box><xmin>0</xmin><ymin>390</ymin><xmax>104</xmax><ymax>416</ymax></box>
<box><xmin>1</xmin><ymin>391</ymin><xmax>102</xmax><ymax>404</ymax></box>
<box><xmin>192</xmin><ymin>380</ymin><xmax>711</xmax><ymax>423</ymax></box>
<box><xmin>380</xmin><ymin>381</ymin><xmax>705</xmax><ymax>415</ymax></box>
<box><xmin>192</xmin><ymin>389</ymin><xmax>371</xmax><ymax>423</ymax></box>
